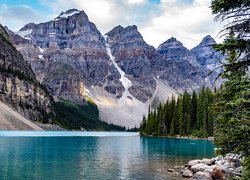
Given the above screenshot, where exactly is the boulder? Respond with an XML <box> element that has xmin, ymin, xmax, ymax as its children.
<box><xmin>204</xmin><ymin>165</ymin><xmax>217</xmax><ymax>173</ymax></box>
<box><xmin>215</xmin><ymin>155</ymin><xmax>223</xmax><ymax>161</ymax></box>
<box><xmin>191</xmin><ymin>171</ymin><xmax>212</xmax><ymax>180</ymax></box>
<box><xmin>215</xmin><ymin>160</ymin><xmax>224</xmax><ymax>166</ymax></box>
<box><xmin>188</xmin><ymin>159</ymin><xmax>202</xmax><ymax>167</ymax></box>
<box><xmin>202</xmin><ymin>158</ymin><xmax>212</xmax><ymax>165</ymax></box>
<box><xmin>191</xmin><ymin>163</ymin><xmax>209</xmax><ymax>173</ymax></box>
<box><xmin>182</xmin><ymin>168</ymin><xmax>193</xmax><ymax>177</ymax></box>
<box><xmin>211</xmin><ymin>167</ymin><xmax>226</xmax><ymax>180</ymax></box>
<box><xmin>233</xmin><ymin>166</ymin><xmax>243</xmax><ymax>176</ymax></box>
<box><xmin>210</xmin><ymin>157</ymin><xmax>216</xmax><ymax>164</ymax></box>
<box><xmin>222</xmin><ymin>162</ymin><xmax>236</xmax><ymax>170</ymax></box>
<box><xmin>167</xmin><ymin>169</ymin><xmax>174</xmax><ymax>172</ymax></box>
<box><xmin>225</xmin><ymin>153</ymin><xmax>241</xmax><ymax>163</ymax></box>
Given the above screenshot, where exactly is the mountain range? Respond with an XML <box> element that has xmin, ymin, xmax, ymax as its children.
<box><xmin>1</xmin><ymin>9</ymin><xmax>223</xmax><ymax>128</ymax></box>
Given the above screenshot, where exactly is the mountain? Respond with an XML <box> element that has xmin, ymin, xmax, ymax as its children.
<box><xmin>105</xmin><ymin>25</ymin><xmax>156</xmax><ymax>102</ymax></box>
<box><xmin>10</xmin><ymin>9</ymin><xmax>122</xmax><ymax>104</ymax></box>
<box><xmin>6</xmin><ymin>9</ymin><xmax>223</xmax><ymax>127</ymax></box>
<box><xmin>191</xmin><ymin>35</ymin><xmax>224</xmax><ymax>70</ymax></box>
<box><xmin>0</xmin><ymin>24</ymin><xmax>54</xmax><ymax>127</ymax></box>
<box><xmin>153</xmin><ymin>37</ymin><xmax>209</xmax><ymax>92</ymax></box>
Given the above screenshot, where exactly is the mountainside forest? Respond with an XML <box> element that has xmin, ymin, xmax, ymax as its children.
<box><xmin>140</xmin><ymin>87</ymin><xmax>214</xmax><ymax>138</ymax></box>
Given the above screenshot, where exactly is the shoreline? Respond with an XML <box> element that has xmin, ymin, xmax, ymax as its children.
<box><xmin>141</xmin><ymin>134</ymin><xmax>215</xmax><ymax>141</ymax></box>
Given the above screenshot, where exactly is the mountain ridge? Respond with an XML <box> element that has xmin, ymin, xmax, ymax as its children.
<box><xmin>4</xmin><ymin>9</ymin><xmax>223</xmax><ymax>127</ymax></box>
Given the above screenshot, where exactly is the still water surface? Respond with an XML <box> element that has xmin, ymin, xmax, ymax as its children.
<box><xmin>0</xmin><ymin>131</ymin><xmax>214</xmax><ymax>179</ymax></box>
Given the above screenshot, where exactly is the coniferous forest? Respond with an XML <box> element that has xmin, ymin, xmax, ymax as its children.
<box><xmin>139</xmin><ymin>87</ymin><xmax>214</xmax><ymax>138</ymax></box>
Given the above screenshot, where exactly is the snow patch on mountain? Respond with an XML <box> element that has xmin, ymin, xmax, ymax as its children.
<box><xmin>15</xmin><ymin>30</ymin><xmax>32</xmax><ymax>40</ymax></box>
<box><xmin>104</xmin><ymin>35</ymin><xmax>133</xmax><ymax>101</ymax></box>
<box><xmin>54</xmin><ymin>9</ymin><xmax>80</xmax><ymax>21</ymax></box>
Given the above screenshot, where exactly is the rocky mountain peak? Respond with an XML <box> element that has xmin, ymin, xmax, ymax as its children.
<box><xmin>158</xmin><ymin>37</ymin><xmax>184</xmax><ymax>50</ymax></box>
<box><xmin>200</xmin><ymin>35</ymin><xmax>216</xmax><ymax>45</ymax></box>
<box><xmin>157</xmin><ymin>37</ymin><xmax>195</xmax><ymax>63</ymax></box>
<box><xmin>54</xmin><ymin>9</ymin><xmax>88</xmax><ymax>21</ymax></box>
<box><xmin>191</xmin><ymin>35</ymin><xmax>223</xmax><ymax>67</ymax></box>
<box><xmin>106</xmin><ymin>25</ymin><xmax>142</xmax><ymax>41</ymax></box>
<box><xmin>19</xmin><ymin>23</ymin><xmax>36</xmax><ymax>31</ymax></box>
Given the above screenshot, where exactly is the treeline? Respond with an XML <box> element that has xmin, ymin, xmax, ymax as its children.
<box><xmin>140</xmin><ymin>86</ymin><xmax>214</xmax><ymax>137</ymax></box>
<box><xmin>54</xmin><ymin>99</ymin><xmax>126</xmax><ymax>131</ymax></box>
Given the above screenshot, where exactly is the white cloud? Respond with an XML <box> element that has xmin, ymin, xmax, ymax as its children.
<box><xmin>0</xmin><ymin>4</ymin><xmax>48</xmax><ymax>31</ymax></box>
<box><xmin>1</xmin><ymin>0</ymin><xmax>224</xmax><ymax>49</ymax></box>
<box><xmin>42</xmin><ymin>0</ymin><xmax>223</xmax><ymax>49</ymax></box>
<box><xmin>140</xmin><ymin>0</ymin><xmax>223</xmax><ymax>49</ymax></box>
<box><xmin>128</xmin><ymin>0</ymin><xmax>146</xmax><ymax>4</ymax></box>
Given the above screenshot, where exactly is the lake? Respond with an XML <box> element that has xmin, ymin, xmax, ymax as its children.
<box><xmin>0</xmin><ymin>131</ymin><xmax>215</xmax><ymax>179</ymax></box>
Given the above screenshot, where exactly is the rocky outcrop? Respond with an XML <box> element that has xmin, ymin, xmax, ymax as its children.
<box><xmin>0</xmin><ymin>24</ymin><xmax>53</xmax><ymax>122</ymax></box>
<box><xmin>181</xmin><ymin>154</ymin><xmax>243</xmax><ymax>179</ymax></box>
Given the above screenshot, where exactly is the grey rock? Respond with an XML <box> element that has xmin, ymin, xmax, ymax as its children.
<box><xmin>204</xmin><ymin>165</ymin><xmax>217</xmax><ymax>173</ymax></box>
<box><xmin>191</xmin><ymin>163</ymin><xmax>210</xmax><ymax>173</ymax></box>
<box><xmin>191</xmin><ymin>171</ymin><xmax>212</xmax><ymax>180</ymax></box>
<box><xmin>215</xmin><ymin>155</ymin><xmax>224</xmax><ymax>161</ymax></box>
<box><xmin>188</xmin><ymin>159</ymin><xmax>202</xmax><ymax>167</ymax></box>
<box><xmin>233</xmin><ymin>166</ymin><xmax>243</xmax><ymax>175</ymax></box>
<box><xmin>182</xmin><ymin>168</ymin><xmax>194</xmax><ymax>177</ymax></box>
<box><xmin>202</xmin><ymin>158</ymin><xmax>212</xmax><ymax>165</ymax></box>
<box><xmin>167</xmin><ymin>168</ymin><xmax>174</xmax><ymax>172</ymax></box>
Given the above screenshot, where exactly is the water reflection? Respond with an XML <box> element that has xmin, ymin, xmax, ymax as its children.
<box><xmin>0</xmin><ymin>134</ymin><xmax>214</xmax><ymax>179</ymax></box>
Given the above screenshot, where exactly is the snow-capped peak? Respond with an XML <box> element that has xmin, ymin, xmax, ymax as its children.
<box><xmin>54</xmin><ymin>9</ymin><xmax>80</xmax><ymax>21</ymax></box>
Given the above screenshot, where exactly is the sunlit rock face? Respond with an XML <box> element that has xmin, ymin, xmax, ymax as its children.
<box><xmin>0</xmin><ymin>24</ymin><xmax>53</xmax><ymax>122</ymax></box>
<box><xmin>9</xmin><ymin>9</ymin><xmax>123</xmax><ymax>103</ymax></box>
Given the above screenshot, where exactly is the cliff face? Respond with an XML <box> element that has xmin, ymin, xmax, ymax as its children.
<box><xmin>0</xmin><ymin>25</ymin><xmax>53</xmax><ymax>122</ymax></box>
<box><xmin>152</xmin><ymin>37</ymin><xmax>210</xmax><ymax>93</ymax></box>
<box><xmin>106</xmin><ymin>25</ymin><xmax>156</xmax><ymax>102</ymax></box>
<box><xmin>11</xmin><ymin>9</ymin><xmax>123</xmax><ymax>103</ymax></box>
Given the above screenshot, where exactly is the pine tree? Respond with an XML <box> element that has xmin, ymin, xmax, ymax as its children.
<box><xmin>169</xmin><ymin>95</ymin><xmax>176</xmax><ymax>136</ymax></box>
<box><xmin>191</xmin><ymin>91</ymin><xmax>197</xmax><ymax>131</ymax></box>
<box><xmin>183</xmin><ymin>91</ymin><xmax>191</xmax><ymax>135</ymax></box>
<box><xmin>177</xmin><ymin>96</ymin><xmax>184</xmax><ymax>135</ymax></box>
<box><xmin>213</xmin><ymin>32</ymin><xmax>250</xmax><ymax>178</ymax></box>
<box><xmin>197</xmin><ymin>86</ymin><xmax>205</xmax><ymax>132</ymax></box>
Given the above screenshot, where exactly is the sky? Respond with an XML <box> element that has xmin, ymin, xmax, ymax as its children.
<box><xmin>0</xmin><ymin>0</ymin><xmax>223</xmax><ymax>49</ymax></box>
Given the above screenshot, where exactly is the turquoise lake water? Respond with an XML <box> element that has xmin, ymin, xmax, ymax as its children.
<box><xmin>0</xmin><ymin>131</ymin><xmax>215</xmax><ymax>179</ymax></box>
